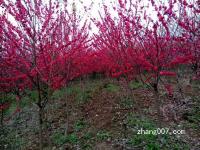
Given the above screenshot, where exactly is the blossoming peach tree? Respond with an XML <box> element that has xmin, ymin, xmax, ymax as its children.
<box><xmin>0</xmin><ymin>0</ymin><xmax>90</xmax><ymax>148</ymax></box>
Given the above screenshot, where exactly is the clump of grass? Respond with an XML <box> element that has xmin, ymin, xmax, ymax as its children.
<box><xmin>96</xmin><ymin>130</ymin><xmax>111</xmax><ymax>141</ymax></box>
<box><xmin>129</xmin><ymin>80</ymin><xmax>147</xmax><ymax>90</ymax></box>
<box><xmin>74</xmin><ymin>119</ymin><xmax>87</xmax><ymax>132</ymax></box>
<box><xmin>104</xmin><ymin>83</ymin><xmax>120</xmax><ymax>92</ymax></box>
<box><xmin>51</xmin><ymin>80</ymin><xmax>103</xmax><ymax>104</ymax></box>
<box><xmin>51</xmin><ymin>132</ymin><xmax>78</xmax><ymax>146</ymax></box>
<box><xmin>120</xmin><ymin>97</ymin><xmax>134</xmax><ymax>109</ymax></box>
<box><xmin>0</xmin><ymin>126</ymin><xmax>25</xmax><ymax>150</ymax></box>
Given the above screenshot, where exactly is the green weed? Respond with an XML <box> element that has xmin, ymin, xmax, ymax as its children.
<box><xmin>104</xmin><ymin>83</ymin><xmax>120</xmax><ymax>92</ymax></box>
<box><xmin>51</xmin><ymin>132</ymin><xmax>78</xmax><ymax>146</ymax></box>
<box><xmin>74</xmin><ymin>119</ymin><xmax>87</xmax><ymax>132</ymax></box>
<box><xmin>120</xmin><ymin>97</ymin><xmax>134</xmax><ymax>109</ymax></box>
<box><xmin>96</xmin><ymin>130</ymin><xmax>111</xmax><ymax>141</ymax></box>
<box><xmin>129</xmin><ymin>80</ymin><xmax>147</xmax><ymax>89</ymax></box>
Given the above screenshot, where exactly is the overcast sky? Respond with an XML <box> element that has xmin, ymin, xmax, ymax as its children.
<box><xmin>0</xmin><ymin>0</ymin><xmax>167</xmax><ymax>35</ymax></box>
<box><xmin>69</xmin><ymin>0</ymin><xmax>157</xmax><ymax>34</ymax></box>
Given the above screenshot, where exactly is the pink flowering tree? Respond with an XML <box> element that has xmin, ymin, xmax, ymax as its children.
<box><xmin>0</xmin><ymin>0</ymin><xmax>90</xmax><ymax>148</ymax></box>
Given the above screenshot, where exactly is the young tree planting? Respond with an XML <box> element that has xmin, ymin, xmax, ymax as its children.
<box><xmin>0</xmin><ymin>0</ymin><xmax>90</xmax><ymax>148</ymax></box>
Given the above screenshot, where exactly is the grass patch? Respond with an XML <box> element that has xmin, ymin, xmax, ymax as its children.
<box><xmin>26</xmin><ymin>90</ymin><xmax>38</xmax><ymax>103</ymax></box>
<box><xmin>5</xmin><ymin>102</ymin><xmax>18</xmax><ymax>117</ymax></box>
<box><xmin>191</xmin><ymin>79</ymin><xmax>200</xmax><ymax>90</ymax></box>
<box><xmin>74</xmin><ymin>119</ymin><xmax>87</xmax><ymax>132</ymax></box>
<box><xmin>20</xmin><ymin>96</ymin><xmax>32</xmax><ymax>108</ymax></box>
<box><xmin>80</xmin><ymin>132</ymin><xmax>95</xmax><ymax>150</ymax></box>
<box><xmin>129</xmin><ymin>80</ymin><xmax>147</xmax><ymax>89</ymax></box>
<box><xmin>96</xmin><ymin>130</ymin><xmax>111</xmax><ymax>141</ymax></box>
<box><xmin>51</xmin><ymin>79</ymin><xmax>103</xmax><ymax>104</ymax></box>
<box><xmin>104</xmin><ymin>83</ymin><xmax>120</xmax><ymax>92</ymax></box>
<box><xmin>182</xmin><ymin>96</ymin><xmax>200</xmax><ymax>130</ymax></box>
<box><xmin>75</xmin><ymin>88</ymin><xmax>92</xmax><ymax>104</ymax></box>
<box><xmin>120</xmin><ymin>97</ymin><xmax>134</xmax><ymax>109</ymax></box>
<box><xmin>0</xmin><ymin>127</ymin><xmax>25</xmax><ymax>150</ymax></box>
<box><xmin>51</xmin><ymin>132</ymin><xmax>78</xmax><ymax>146</ymax></box>
<box><xmin>51</xmin><ymin>88</ymin><xmax>67</xmax><ymax>100</ymax></box>
<box><xmin>124</xmin><ymin>113</ymin><xmax>190</xmax><ymax>149</ymax></box>
<box><xmin>125</xmin><ymin>113</ymin><xmax>156</xmax><ymax>130</ymax></box>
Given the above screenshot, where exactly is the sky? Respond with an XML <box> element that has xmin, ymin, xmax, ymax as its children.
<box><xmin>0</xmin><ymin>0</ymin><xmax>106</xmax><ymax>34</ymax></box>
<box><xmin>66</xmin><ymin>0</ymin><xmax>157</xmax><ymax>34</ymax></box>
<box><xmin>66</xmin><ymin>0</ymin><xmax>117</xmax><ymax>34</ymax></box>
<box><xmin>0</xmin><ymin>0</ymin><xmax>166</xmax><ymax>35</ymax></box>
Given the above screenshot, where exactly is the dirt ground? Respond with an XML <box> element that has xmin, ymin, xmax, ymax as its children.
<box><xmin>1</xmin><ymin>78</ymin><xmax>200</xmax><ymax>150</ymax></box>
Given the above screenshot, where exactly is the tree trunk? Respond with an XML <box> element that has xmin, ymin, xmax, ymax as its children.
<box><xmin>64</xmin><ymin>105</ymin><xmax>69</xmax><ymax>136</ymax></box>
<box><xmin>64</xmin><ymin>87</ymin><xmax>69</xmax><ymax>136</ymax></box>
<box><xmin>176</xmin><ymin>68</ymin><xmax>184</xmax><ymax>98</ymax></box>
<box><xmin>154</xmin><ymin>90</ymin><xmax>162</xmax><ymax>127</ymax></box>
<box><xmin>0</xmin><ymin>109</ymin><xmax>3</xmax><ymax>127</ymax></box>
<box><xmin>1</xmin><ymin>94</ymin><xmax>5</xmax><ymax>127</ymax></box>
<box><xmin>152</xmin><ymin>82</ymin><xmax>162</xmax><ymax>127</ymax></box>
<box><xmin>39</xmin><ymin>107</ymin><xmax>43</xmax><ymax>150</ymax></box>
